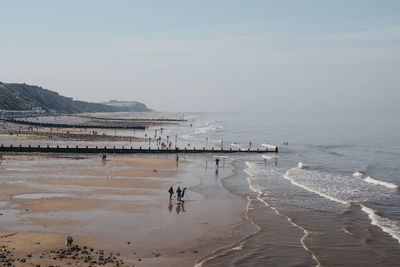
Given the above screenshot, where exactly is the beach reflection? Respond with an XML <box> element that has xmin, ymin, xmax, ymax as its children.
<box><xmin>169</xmin><ymin>200</ymin><xmax>186</xmax><ymax>214</ymax></box>
<box><xmin>176</xmin><ymin>201</ymin><xmax>185</xmax><ymax>214</ymax></box>
<box><xmin>101</xmin><ymin>159</ymin><xmax>107</xmax><ymax>167</ymax></box>
<box><xmin>168</xmin><ymin>200</ymin><xmax>173</xmax><ymax>213</ymax></box>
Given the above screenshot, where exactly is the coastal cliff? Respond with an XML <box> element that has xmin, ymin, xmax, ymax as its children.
<box><xmin>0</xmin><ymin>82</ymin><xmax>150</xmax><ymax>113</ymax></box>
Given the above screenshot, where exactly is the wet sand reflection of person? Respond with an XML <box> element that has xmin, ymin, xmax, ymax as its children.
<box><xmin>168</xmin><ymin>200</ymin><xmax>173</xmax><ymax>213</ymax></box>
<box><xmin>181</xmin><ymin>201</ymin><xmax>185</xmax><ymax>212</ymax></box>
<box><xmin>175</xmin><ymin>201</ymin><xmax>185</xmax><ymax>214</ymax></box>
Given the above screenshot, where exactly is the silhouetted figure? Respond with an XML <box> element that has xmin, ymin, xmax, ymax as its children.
<box><xmin>101</xmin><ymin>154</ymin><xmax>107</xmax><ymax>160</ymax></box>
<box><xmin>176</xmin><ymin>187</ymin><xmax>182</xmax><ymax>202</ymax></box>
<box><xmin>215</xmin><ymin>158</ymin><xmax>220</xmax><ymax>166</ymax></box>
<box><xmin>65</xmin><ymin>235</ymin><xmax>73</xmax><ymax>248</ymax></box>
<box><xmin>181</xmin><ymin>188</ymin><xmax>187</xmax><ymax>199</ymax></box>
<box><xmin>168</xmin><ymin>186</ymin><xmax>174</xmax><ymax>200</ymax></box>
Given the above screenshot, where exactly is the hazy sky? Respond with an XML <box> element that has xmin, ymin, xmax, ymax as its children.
<box><xmin>1</xmin><ymin>0</ymin><xmax>400</xmax><ymax>114</ymax></box>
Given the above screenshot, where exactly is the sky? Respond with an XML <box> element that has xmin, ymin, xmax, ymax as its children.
<box><xmin>1</xmin><ymin>0</ymin><xmax>400</xmax><ymax>115</ymax></box>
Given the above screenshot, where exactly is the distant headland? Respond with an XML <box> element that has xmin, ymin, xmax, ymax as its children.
<box><xmin>0</xmin><ymin>82</ymin><xmax>151</xmax><ymax>114</ymax></box>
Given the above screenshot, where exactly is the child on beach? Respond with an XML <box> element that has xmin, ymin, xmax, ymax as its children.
<box><xmin>65</xmin><ymin>235</ymin><xmax>73</xmax><ymax>248</ymax></box>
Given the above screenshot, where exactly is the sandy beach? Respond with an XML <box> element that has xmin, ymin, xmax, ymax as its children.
<box><xmin>0</xmin><ymin>153</ymin><xmax>247</xmax><ymax>266</ymax></box>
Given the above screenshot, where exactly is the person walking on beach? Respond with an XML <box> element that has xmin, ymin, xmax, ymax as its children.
<box><xmin>176</xmin><ymin>187</ymin><xmax>182</xmax><ymax>202</ymax></box>
<box><xmin>215</xmin><ymin>158</ymin><xmax>220</xmax><ymax>166</ymax></box>
<box><xmin>168</xmin><ymin>186</ymin><xmax>174</xmax><ymax>200</ymax></box>
<box><xmin>176</xmin><ymin>154</ymin><xmax>179</xmax><ymax>162</ymax></box>
<box><xmin>181</xmin><ymin>188</ymin><xmax>187</xmax><ymax>199</ymax></box>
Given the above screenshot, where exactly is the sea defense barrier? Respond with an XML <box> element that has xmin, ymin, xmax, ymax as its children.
<box><xmin>0</xmin><ymin>144</ymin><xmax>278</xmax><ymax>154</ymax></box>
<box><xmin>0</xmin><ymin>118</ymin><xmax>145</xmax><ymax>130</ymax></box>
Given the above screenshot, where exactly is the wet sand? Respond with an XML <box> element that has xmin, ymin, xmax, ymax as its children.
<box><xmin>0</xmin><ymin>154</ymin><xmax>247</xmax><ymax>266</ymax></box>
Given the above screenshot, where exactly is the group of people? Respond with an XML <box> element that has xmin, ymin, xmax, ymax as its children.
<box><xmin>168</xmin><ymin>186</ymin><xmax>187</xmax><ymax>202</ymax></box>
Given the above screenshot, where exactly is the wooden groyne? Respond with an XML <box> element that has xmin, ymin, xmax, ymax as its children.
<box><xmin>0</xmin><ymin>118</ymin><xmax>146</xmax><ymax>130</ymax></box>
<box><xmin>75</xmin><ymin>115</ymin><xmax>187</xmax><ymax>122</ymax></box>
<box><xmin>0</xmin><ymin>145</ymin><xmax>278</xmax><ymax>154</ymax></box>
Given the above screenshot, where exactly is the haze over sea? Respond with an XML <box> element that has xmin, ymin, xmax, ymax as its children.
<box><xmin>177</xmin><ymin>111</ymin><xmax>400</xmax><ymax>266</ymax></box>
<box><xmin>1</xmin><ymin>1</ymin><xmax>400</xmax><ymax>265</ymax></box>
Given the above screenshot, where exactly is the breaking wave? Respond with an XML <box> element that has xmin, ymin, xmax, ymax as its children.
<box><xmin>353</xmin><ymin>171</ymin><xmax>399</xmax><ymax>190</ymax></box>
<box><xmin>361</xmin><ymin>204</ymin><xmax>400</xmax><ymax>244</ymax></box>
<box><xmin>364</xmin><ymin>176</ymin><xmax>399</xmax><ymax>190</ymax></box>
<box><xmin>284</xmin><ymin>163</ymin><xmax>392</xmax><ymax>205</ymax></box>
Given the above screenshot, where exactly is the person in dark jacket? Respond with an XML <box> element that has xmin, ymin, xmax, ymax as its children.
<box><xmin>168</xmin><ymin>186</ymin><xmax>174</xmax><ymax>200</ymax></box>
<box><xmin>176</xmin><ymin>187</ymin><xmax>182</xmax><ymax>202</ymax></box>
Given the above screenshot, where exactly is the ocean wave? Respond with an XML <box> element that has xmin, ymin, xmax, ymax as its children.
<box><xmin>192</xmin><ymin>122</ymin><xmax>223</xmax><ymax>135</ymax></box>
<box><xmin>262</xmin><ymin>143</ymin><xmax>277</xmax><ymax>149</ymax></box>
<box><xmin>298</xmin><ymin>162</ymin><xmax>308</xmax><ymax>169</ymax></box>
<box><xmin>245</xmin><ymin>162</ymin><xmax>321</xmax><ymax>266</ymax></box>
<box><xmin>352</xmin><ymin>171</ymin><xmax>365</xmax><ymax>177</ymax></box>
<box><xmin>284</xmin><ymin>165</ymin><xmax>391</xmax><ymax>205</ymax></box>
<box><xmin>364</xmin><ymin>176</ymin><xmax>399</xmax><ymax>190</ymax></box>
<box><xmin>352</xmin><ymin>171</ymin><xmax>399</xmax><ymax>190</ymax></box>
<box><xmin>361</xmin><ymin>204</ymin><xmax>400</xmax><ymax>244</ymax></box>
<box><xmin>231</xmin><ymin>142</ymin><xmax>249</xmax><ymax>150</ymax></box>
<box><xmin>262</xmin><ymin>154</ymin><xmax>279</xmax><ymax>160</ymax></box>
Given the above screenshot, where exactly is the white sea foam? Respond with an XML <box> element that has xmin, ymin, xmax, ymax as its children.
<box><xmin>231</xmin><ymin>142</ymin><xmax>249</xmax><ymax>150</ymax></box>
<box><xmin>298</xmin><ymin>162</ymin><xmax>308</xmax><ymax>169</ymax></box>
<box><xmin>192</xmin><ymin>122</ymin><xmax>223</xmax><ymax>135</ymax></box>
<box><xmin>283</xmin><ymin>165</ymin><xmax>391</xmax><ymax>205</ymax></box>
<box><xmin>245</xmin><ymin>161</ymin><xmax>321</xmax><ymax>266</ymax></box>
<box><xmin>284</xmin><ymin>171</ymin><xmax>349</xmax><ymax>205</ymax></box>
<box><xmin>364</xmin><ymin>176</ymin><xmax>399</xmax><ymax>190</ymax></box>
<box><xmin>343</xmin><ymin>228</ymin><xmax>354</xmax><ymax>236</ymax></box>
<box><xmin>361</xmin><ymin>204</ymin><xmax>400</xmax><ymax>244</ymax></box>
<box><xmin>352</xmin><ymin>171</ymin><xmax>399</xmax><ymax>190</ymax></box>
<box><xmin>352</xmin><ymin>171</ymin><xmax>365</xmax><ymax>177</ymax></box>
<box><xmin>262</xmin><ymin>154</ymin><xmax>279</xmax><ymax>160</ymax></box>
<box><xmin>262</xmin><ymin>143</ymin><xmax>277</xmax><ymax>149</ymax></box>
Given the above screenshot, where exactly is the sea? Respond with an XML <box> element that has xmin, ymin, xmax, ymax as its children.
<box><xmin>161</xmin><ymin>112</ymin><xmax>400</xmax><ymax>266</ymax></box>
